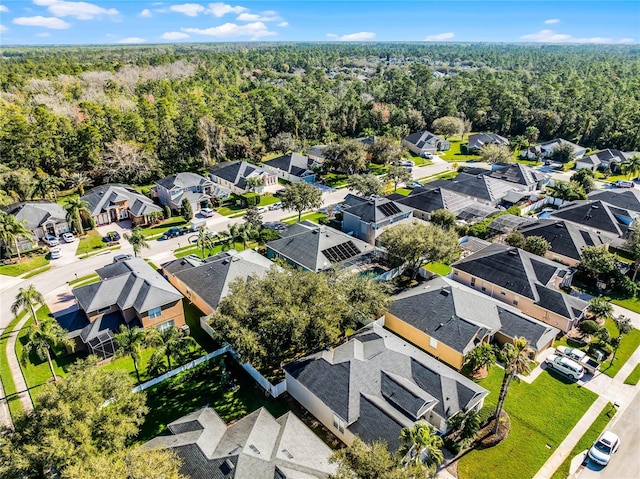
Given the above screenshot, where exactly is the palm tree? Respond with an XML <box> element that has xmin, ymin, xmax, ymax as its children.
<box><xmin>114</xmin><ymin>325</ymin><xmax>148</xmax><ymax>383</ymax></box>
<box><xmin>244</xmin><ymin>176</ymin><xmax>264</xmax><ymax>193</ymax></box>
<box><xmin>464</xmin><ymin>343</ymin><xmax>496</xmax><ymax>377</ymax></box>
<box><xmin>64</xmin><ymin>197</ymin><xmax>91</xmax><ymax>236</ymax></box>
<box><xmin>147</xmin><ymin>326</ymin><xmax>196</xmax><ymax>370</ymax></box>
<box><xmin>226</xmin><ymin>223</ymin><xmax>240</xmax><ymax>250</ymax></box>
<box><xmin>123</xmin><ymin>227</ymin><xmax>149</xmax><ymax>257</ymax></box>
<box><xmin>546</xmin><ymin>180</ymin><xmax>586</xmax><ymax>201</ymax></box>
<box><xmin>0</xmin><ymin>211</ymin><xmax>33</xmax><ymax>260</ymax></box>
<box><xmin>21</xmin><ymin>317</ymin><xmax>74</xmax><ymax>383</ymax></box>
<box><xmin>195</xmin><ymin>226</ymin><xmax>214</xmax><ymax>258</ymax></box>
<box><xmin>493</xmin><ymin>337</ymin><xmax>533</xmax><ymax>434</ymax></box>
<box><xmin>622</xmin><ymin>154</ymin><xmax>640</xmax><ymax>180</ymax></box>
<box><xmin>11</xmin><ymin>285</ymin><xmax>46</xmax><ymax>326</ymax></box>
<box><xmin>587</xmin><ymin>297</ymin><xmax>614</xmax><ymax>324</ymax></box>
<box><xmin>67</xmin><ymin>172</ymin><xmax>93</xmax><ymax>196</ymax></box>
<box><xmin>447</xmin><ymin>408</ymin><xmax>481</xmax><ymax>442</ymax></box>
<box><xmin>399</xmin><ymin>422</ymin><xmax>444</xmax><ymax>470</ymax></box>
<box><xmin>237</xmin><ymin>223</ymin><xmax>255</xmax><ymax>250</ymax></box>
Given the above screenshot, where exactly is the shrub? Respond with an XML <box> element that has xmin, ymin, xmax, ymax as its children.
<box><xmin>579</xmin><ymin>319</ymin><xmax>600</xmax><ymax>334</ymax></box>
<box><xmin>241</xmin><ymin>192</ymin><xmax>260</xmax><ymax>208</ymax></box>
<box><xmin>163</xmin><ymin>205</ymin><xmax>171</xmax><ymax>219</ymax></box>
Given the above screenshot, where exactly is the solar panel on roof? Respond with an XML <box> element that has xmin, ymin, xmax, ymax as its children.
<box><xmin>378</xmin><ymin>202</ymin><xmax>402</xmax><ymax>217</ymax></box>
<box><xmin>321</xmin><ymin>240</ymin><xmax>362</xmax><ymax>263</ymax></box>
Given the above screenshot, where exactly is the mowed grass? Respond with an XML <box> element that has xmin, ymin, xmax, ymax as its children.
<box><xmin>623</xmin><ymin>363</ymin><xmax>640</xmax><ymax>385</ymax></box>
<box><xmin>0</xmin><ymin>312</ymin><xmax>27</xmax><ymax>419</ymax></box>
<box><xmin>139</xmin><ymin>217</ymin><xmax>188</xmax><ymax>238</ymax></box>
<box><xmin>551</xmin><ymin>402</ymin><xmax>616</xmax><ymax>479</ymax></box>
<box><xmin>217</xmin><ymin>195</ymin><xmax>280</xmax><ymax>216</ymax></box>
<box><xmin>76</xmin><ymin>230</ymin><xmax>106</xmax><ymax>256</ymax></box>
<box><xmin>456</xmin><ymin>367</ymin><xmax>598</xmax><ymax>479</ymax></box>
<box><xmin>174</xmin><ymin>240</ymin><xmax>255</xmax><ymax>259</ymax></box>
<box><xmin>282</xmin><ymin>212</ymin><xmax>327</xmax><ymax>225</ymax></box>
<box><xmin>610</xmin><ymin>296</ymin><xmax>640</xmax><ymax>314</ymax></box>
<box><xmin>424</xmin><ymin>262</ymin><xmax>452</xmax><ymax>276</ymax></box>
<box><xmin>600</xmin><ymin>321</ymin><xmax>640</xmax><ymax>378</ymax></box>
<box><xmin>136</xmin><ymin>354</ymin><xmax>289</xmax><ymax>444</ymax></box>
<box><xmin>0</xmin><ymin>255</ymin><xmax>49</xmax><ymax>277</ymax></box>
<box><xmin>68</xmin><ymin>272</ymin><xmax>100</xmax><ymax>286</ymax></box>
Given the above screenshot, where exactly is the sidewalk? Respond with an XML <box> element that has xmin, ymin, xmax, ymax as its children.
<box><xmin>5</xmin><ymin>313</ymin><xmax>34</xmax><ymax>416</ymax></box>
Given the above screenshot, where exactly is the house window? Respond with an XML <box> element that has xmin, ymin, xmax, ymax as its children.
<box><xmin>453</xmin><ymin>271</ymin><xmax>458</xmax><ymax>276</ymax></box>
<box><xmin>429</xmin><ymin>337</ymin><xmax>438</xmax><ymax>349</ymax></box>
<box><xmin>501</xmin><ymin>291</ymin><xmax>506</xmax><ymax>296</ymax></box>
<box><xmin>333</xmin><ymin>414</ymin><xmax>345</xmax><ymax>433</ymax></box>
<box><xmin>481</xmin><ymin>286</ymin><xmax>486</xmax><ymax>292</ymax></box>
<box><xmin>96</xmin><ymin>306</ymin><xmax>111</xmax><ymax>314</ymax></box>
<box><xmin>470</xmin><ymin>277</ymin><xmax>476</xmax><ymax>286</ymax></box>
<box><xmin>156</xmin><ymin>320</ymin><xmax>174</xmax><ymax>331</ymax></box>
<box><xmin>148</xmin><ymin>306</ymin><xmax>162</xmax><ymax>319</ymax></box>
<box><xmin>513</xmin><ymin>298</ymin><xmax>519</xmax><ymax>306</ymax></box>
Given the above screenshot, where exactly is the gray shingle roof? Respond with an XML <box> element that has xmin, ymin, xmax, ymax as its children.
<box><xmin>398</xmin><ymin>187</ymin><xmax>499</xmax><ymax>220</ymax></box>
<box><xmin>403</xmin><ymin>130</ymin><xmax>445</xmax><ymax>149</ymax></box>
<box><xmin>263</xmin><ymin>152</ymin><xmax>316</xmax><ymax>178</ymax></box>
<box><xmin>81</xmin><ymin>184</ymin><xmax>161</xmax><ymax>217</ymax></box>
<box><xmin>156</xmin><ymin>172</ymin><xmax>212</xmax><ymax>190</ymax></box>
<box><xmin>5</xmin><ymin>201</ymin><xmax>68</xmax><ymax>230</ymax></box>
<box><xmin>425</xmin><ymin>172</ymin><xmax>524</xmax><ymax>205</ymax></box>
<box><xmin>162</xmin><ymin>250</ymin><xmax>277</xmax><ymax>310</ymax></box>
<box><xmin>588</xmin><ymin>189</ymin><xmax>640</xmax><ymax>214</ymax></box>
<box><xmin>73</xmin><ymin>258</ymin><xmax>183</xmax><ymax>315</ymax></box>
<box><xmin>209</xmin><ymin>162</ymin><xmax>270</xmax><ymax>189</ymax></box>
<box><xmin>146</xmin><ymin>407</ymin><xmax>335</xmax><ymax>479</ymax></box>
<box><xmin>539</xmin><ymin>138</ymin><xmax>585</xmax><ymax>155</ymax></box>
<box><xmin>267</xmin><ymin>222</ymin><xmax>373</xmax><ymax>272</ymax></box>
<box><xmin>342</xmin><ymin>196</ymin><xmax>413</xmax><ymax>223</ymax></box>
<box><xmin>550</xmin><ymin>200</ymin><xmax>632</xmax><ymax>237</ymax></box>
<box><xmin>284</xmin><ymin>324</ymin><xmax>488</xmax><ymax>447</ymax></box>
<box><xmin>467</xmin><ymin>133</ymin><xmax>509</xmax><ymax>151</ymax></box>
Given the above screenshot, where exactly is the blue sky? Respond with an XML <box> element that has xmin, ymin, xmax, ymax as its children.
<box><xmin>0</xmin><ymin>1</ymin><xmax>638</xmax><ymax>45</ymax></box>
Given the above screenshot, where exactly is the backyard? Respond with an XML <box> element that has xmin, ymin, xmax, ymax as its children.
<box><xmin>456</xmin><ymin>367</ymin><xmax>598</xmax><ymax>479</ymax></box>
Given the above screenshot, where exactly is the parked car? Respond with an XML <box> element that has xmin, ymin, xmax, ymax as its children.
<box><xmin>184</xmin><ymin>254</ymin><xmax>203</xmax><ymax>263</ymax></box>
<box><xmin>398</xmin><ymin>160</ymin><xmax>415</xmax><ymax>167</ymax></box>
<box><xmin>269</xmin><ymin>202</ymin><xmax>283</xmax><ymax>211</ymax></box>
<box><xmin>102</xmin><ymin>231</ymin><xmax>121</xmax><ymax>242</ymax></box>
<box><xmin>43</xmin><ymin>234</ymin><xmax>60</xmax><ymax>246</ymax></box>
<box><xmin>161</xmin><ymin>227</ymin><xmax>189</xmax><ymax>240</ymax></box>
<box><xmin>275</xmin><ymin>189</ymin><xmax>287</xmax><ymax>196</ymax></box>
<box><xmin>587</xmin><ymin>431</ymin><xmax>620</xmax><ymax>466</ymax></box>
<box><xmin>545</xmin><ymin>354</ymin><xmax>585</xmax><ymax>380</ymax></box>
<box><xmin>613</xmin><ymin>180</ymin><xmax>634</xmax><ymax>188</ymax></box>
<box><xmin>62</xmin><ymin>232</ymin><xmax>75</xmax><ymax>243</ymax></box>
<box><xmin>264</xmin><ymin>221</ymin><xmax>288</xmax><ymax>232</ymax></box>
<box><xmin>421</xmin><ymin>152</ymin><xmax>434</xmax><ymax>159</ymax></box>
<box><xmin>113</xmin><ymin>253</ymin><xmax>134</xmax><ymax>263</ymax></box>
<box><xmin>406</xmin><ymin>181</ymin><xmax>423</xmax><ymax>189</ymax></box>
<box><xmin>257</xmin><ymin>206</ymin><xmax>268</xmax><ymax>213</ymax></box>
<box><xmin>200</xmin><ymin>207</ymin><xmax>215</xmax><ymax>217</ymax></box>
<box><xmin>49</xmin><ymin>246</ymin><xmax>62</xmax><ymax>259</ymax></box>
<box><xmin>555</xmin><ymin>346</ymin><xmax>601</xmax><ymax>374</ymax></box>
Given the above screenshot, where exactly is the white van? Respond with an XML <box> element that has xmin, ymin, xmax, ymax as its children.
<box><xmin>49</xmin><ymin>246</ymin><xmax>62</xmax><ymax>260</ymax></box>
<box><xmin>545</xmin><ymin>354</ymin><xmax>585</xmax><ymax>380</ymax></box>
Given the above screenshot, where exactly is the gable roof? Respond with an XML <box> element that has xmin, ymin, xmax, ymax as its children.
<box><xmin>156</xmin><ymin>172</ymin><xmax>212</xmax><ymax>190</ymax></box>
<box><xmin>284</xmin><ymin>324</ymin><xmax>488</xmax><ymax>449</ymax></box>
<box><xmin>588</xmin><ymin>189</ymin><xmax>640</xmax><ymax>214</ymax></box>
<box><xmin>398</xmin><ymin>187</ymin><xmax>499</xmax><ymax>220</ymax></box>
<box><xmin>73</xmin><ymin>258</ymin><xmax>183</xmax><ymax>315</ymax></box>
<box><xmin>403</xmin><ymin>130</ymin><xmax>446</xmax><ymax>149</ymax></box>
<box><xmin>426</xmin><ymin>173</ymin><xmax>523</xmax><ymax>204</ymax></box>
<box><xmin>519</xmin><ymin>219</ymin><xmax>610</xmax><ymax>262</ymax></box>
<box><xmin>267</xmin><ymin>222</ymin><xmax>374</xmax><ymax>272</ymax></box>
<box><xmin>550</xmin><ymin>200</ymin><xmax>633</xmax><ymax>237</ymax></box>
<box><xmin>81</xmin><ymin>184</ymin><xmax>161</xmax><ymax>217</ymax></box>
<box><xmin>539</xmin><ymin>138</ymin><xmax>585</xmax><ymax>155</ymax></box>
<box><xmin>209</xmin><ymin>162</ymin><xmax>270</xmax><ymax>189</ymax></box>
<box><xmin>467</xmin><ymin>133</ymin><xmax>509</xmax><ymax>150</ymax></box>
<box><xmin>162</xmin><ymin>250</ymin><xmax>276</xmax><ymax>310</ymax></box>
<box><xmin>485</xmin><ymin>164</ymin><xmax>549</xmax><ymax>188</ymax></box>
<box><xmin>263</xmin><ymin>152</ymin><xmax>316</xmax><ymax>177</ymax></box>
<box><xmin>342</xmin><ymin>195</ymin><xmax>413</xmax><ymax>223</ymax></box>
<box><xmin>578</xmin><ymin>149</ymin><xmax>628</xmax><ymax>166</ymax></box>
<box><xmin>146</xmin><ymin>407</ymin><xmax>335</xmax><ymax>479</ymax></box>
<box><xmin>5</xmin><ymin>201</ymin><xmax>67</xmax><ymax>230</ymax></box>
<box><xmin>452</xmin><ymin>243</ymin><xmax>588</xmax><ymax>321</ymax></box>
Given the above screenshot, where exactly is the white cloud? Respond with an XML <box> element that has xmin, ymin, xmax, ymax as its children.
<box><xmin>425</xmin><ymin>32</ymin><xmax>454</xmax><ymax>41</ymax></box>
<box><xmin>0</xmin><ymin>5</ymin><xmax>9</xmax><ymax>13</ymax></box>
<box><xmin>13</xmin><ymin>16</ymin><xmax>70</xmax><ymax>29</ymax></box>
<box><xmin>36</xmin><ymin>31</ymin><xmax>51</xmax><ymax>37</ymax></box>
<box><xmin>183</xmin><ymin>21</ymin><xmax>275</xmax><ymax>38</ymax></box>
<box><xmin>161</xmin><ymin>31</ymin><xmax>190</xmax><ymax>40</ymax></box>
<box><xmin>237</xmin><ymin>12</ymin><xmax>279</xmax><ymax>22</ymax></box>
<box><xmin>277</xmin><ymin>21</ymin><xmax>288</xmax><ymax>27</ymax></box>
<box><xmin>520</xmin><ymin>29</ymin><xmax>626</xmax><ymax>44</ymax></box>
<box><xmin>33</xmin><ymin>0</ymin><xmax>118</xmax><ymax>20</ymax></box>
<box><xmin>117</xmin><ymin>37</ymin><xmax>146</xmax><ymax>44</ymax></box>
<box><xmin>340</xmin><ymin>31</ymin><xmax>375</xmax><ymax>41</ymax></box>
<box><xmin>619</xmin><ymin>38</ymin><xmax>635</xmax><ymax>44</ymax></box>
<box><xmin>207</xmin><ymin>2</ymin><xmax>248</xmax><ymax>17</ymax></box>
<box><xmin>544</xmin><ymin>18</ymin><xmax>560</xmax><ymax>24</ymax></box>
<box><xmin>140</xmin><ymin>9</ymin><xmax>152</xmax><ymax>18</ymax></box>
<box><xmin>169</xmin><ymin>3</ymin><xmax>205</xmax><ymax>17</ymax></box>
<box><xmin>326</xmin><ymin>33</ymin><xmax>338</xmax><ymax>38</ymax></box>
<box><xmin>0</xmin><ymin>24</ymin><xmax>8</xmax><ymax>33</ymax></box>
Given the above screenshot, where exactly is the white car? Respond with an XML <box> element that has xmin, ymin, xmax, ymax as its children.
<box><xmin>200</xmin><ymin>207</ymin><xmax>215</xmax><ymax>217</ymax></box>
<box><xmin>588</xmin><ymin>430</ymin><xmax>620</xmax><ymax>466</ymax></box>
<box><xmin>257</xmin><ymin>206</ymin><xmax>268</xmax><ymax>213</ymax></box>
<box><xmin>49</xmin><ymin>246</ymin><xmax>62</xmax><ymax>259</ymax></box>
<box><xmin>269</xmin><ymin>202</ymin><xmax>283</xmax><ymax>211</ymax></box>
<box><xmin>43</xmin><ymin>234</ymin><xmax>60</xmax><ymax>246</ymax></box>
<box><xmin>62</xmin><ymin>232</ymin><xmax>75</xmax><ymax>243</ymax></box>
<box><xmin>556</xmin><ymin>346</ymin><xmax>586</xmax><ymax>362</ymax></box>
<box><xmin>398</xmin><ymin>160</ymin><xmax>415</xmax><ymax>167</ymax></box>
<box><xmin>421</xmin><ymin>152</ymin><xmax>434</xmax><ymax>159</ymax></box>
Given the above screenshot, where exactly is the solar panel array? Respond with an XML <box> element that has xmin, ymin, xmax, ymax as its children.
<box><xmin>377</xmin><ymin>201</ymin><xmax>402</xmax><ymax>217</ymax></box>
<box><xmin>322</xmin><ymin>240</ymin><xmax>362</xmax><ymax>263</ymax></box>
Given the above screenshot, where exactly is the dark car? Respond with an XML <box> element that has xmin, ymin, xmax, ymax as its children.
<box><xmin>275</xmin><ymin>189</ymin><xmax>287</xmax><ymax>196</ymax></box>
<box><xmin>102</xmin><ymin>231</ymin><xmax>121</xmax><ymax>242</ymax></box>
<box><xmin>162</xmin><ymin>227</ymin><xmax>182</xmax><ymax>240</ymax></box>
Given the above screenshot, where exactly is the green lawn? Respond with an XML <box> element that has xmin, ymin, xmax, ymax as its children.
<box><xmin>424</xmin><ymin>262</ymin><xmax>452</xmax><ymax>276</ymax></box>
<box><xmin>395</xmin><ymin>187</ymin><xmax>412</xmax><ymax>196</ymax></box>
<box><xmin>610</xmin><ymin>296</ymin><xmax>640</xmax><ymax>314</ymax></box>
<box><xmin>0</xmin><ymin>312</ymin><xmax>27</xmax><ymax>419</ymax></box>
<box><xmin>183</xmin><ymin>302</ymin><xmax>220</xmax><ymax>353</ymax></box>
<box><xmin>23</xmin><ymin>266</ymin><xmax>51</xmax><ymax>278</ymax></box>
<box><xmin>69</xmin><ymin>272</ymin><xmax>100</xmax><ymax>286</ymax></box>
<box><xmin>76</xmin><ymin>230</ymin><xmax>107</xmax><ymax>256</ymax></box>
<box><xmin>438</xmin><ymin>136</ymin><xmax>481</xmax><ymax>163</ymax></box>
<box><xmin>217</xmin><ymin>195</ymin><xmax>280</xmax><ymax>216</ymax></box>
<box><xmin>456</xmin><ymin>367</ymin><xmax>598</xmax><ymax>479</ymax></box>
<box><xmin>282</xmin><ymin>212</ymin><xmax>327</xmax><ymax>225</ymax></box>
<box><xmin>551</xmin><ymin>402</ymin><xmax>616</xmax><ymax>479</ymax></box>
<box><xmin>135</xmin><ymin>354</ymin><xmax>289</xmax><ymax>443</ymax></box>
<box><xmin>0</xmin><ymin>255</ymin><xmax>49</xmax><ymax>277</ymax></box>
<box><xmin>623</xmin><ymin>363</ymin><xmax>640</xmax><ymax>385</ymax></box>
<box><xmin>139</xmin><ymin>217</ymin><xmax>188</xmax><ymax>238</ymax></box>
<box><xmin>174</xmin><ymin>240</ymin><xmax>255</xmax><ymax>259</ymax></box>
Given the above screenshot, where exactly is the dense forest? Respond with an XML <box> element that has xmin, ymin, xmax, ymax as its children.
<box><xmin>0</xmin><ymin>43</ymin><xmax>639</xmax><ymax>203</ymax></box>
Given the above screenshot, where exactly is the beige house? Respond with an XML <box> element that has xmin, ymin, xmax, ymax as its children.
<box><xmin>209</xmin><ymin>161</ymin><xmax>278</xmax><ymax>195</ymax></box>
<box><xmin>81</xmin><ymin>184</ymin><xmax>162</xmax><ymax>227</ymax></box>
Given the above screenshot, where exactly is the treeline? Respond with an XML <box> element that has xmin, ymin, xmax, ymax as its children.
<box><xmin>0</xmin><ymin>43</ymin><xmax>639</xmax><ymax>202</ymax></box>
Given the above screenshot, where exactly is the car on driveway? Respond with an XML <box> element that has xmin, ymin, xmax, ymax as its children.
<box><xmin>421</xmin><ymin>152</ymin><xmax>434</xmax><ymax>159</ymax></box>
<box><xmin>103</xmin><ymin>231</ymin><xmax>121</xmax><ymax>242</ymax></box>
<box><xmin>545</xmin><ymin>353</ymin><xmax>585</xmax><ymax>380</ymax></box>
<box><xmin>43</xmin><ymin>234</ymin><xmax>60</xmax><ymax>246</ymax></box>
<box><xmin>613</xmin><ymin>180</ymin><xmax>634</xmax><ymax>188</ymax></box>
<box><xmin>199</xmin><ymin>207</ymin><xmax>215</xmax><ymax>217</ymax></box>
<box><xmin>398</xmin><ymin>160</ymin><xmax>415</xmax><ymax>167</ymax></box>
<box><xmin>264</xmin><ymin>221</ymin><xmax>288</xmax><ymax>232</ymax></box>
<box><xmin>49</xmin><ymin>246</ymin><xmax>62</xmax><ymax>259</ymax></box>
<box><xmin>62</xmin><ymin>232</ymin><xmax>75</xmax><ymax>243</ymax></box>
<box><xmin>588</xmin><ymin>431</ymin><xmax>620</xmax><ymax>466</ymax></box>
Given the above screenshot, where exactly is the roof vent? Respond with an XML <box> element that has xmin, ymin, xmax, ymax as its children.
<box><xmin>232</xmin><ymin>256</ymin><xmax>241</xmax><ymax>262</ymax></box>
<box><xmin>439</xmin><ymin>289</ymin><xmax>450</xmax><ymax>297</ymax></box>
<box><xmin>249</xmin><ymin>444</ymin><xmax>261</xmax><ymax>455</ymax></box>
<box><xmin>555</xmin><ymin>223</ymin><xmax>563</xmax><ymax>228</ymax></box>
<box><xmin>508</xmin><ymin>249</ymin><xmax>518</xmax><ymax>256</ymax></box>
<box><xmin>591</xmin><ymin>205</ymin><xmax>599</xmax><ymax>209</ymax></box>
<box><xmin>282</xmin><ymin>449</ymin><xmax>294</xmax><ymax>459</ymax></box>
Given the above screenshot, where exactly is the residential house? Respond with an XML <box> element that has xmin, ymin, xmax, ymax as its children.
<box><xmin>341</xmin><ymin>195</ymin><xmax>414</xmax><ymax>244</ymax></box>
<box><xmin>402</xmin><ymin>130</ymin><xmax>451</xmax><ymax>156</ymax></box>
<box><xmin>209</xmin><ymin>161</ymin><xmax>278</xmax><ymax>195</ymax></box>
<box><xmin>550</xmin><ymin>200</ymin><xmax>637</xmax><ymax>238</ymax></box>
<box><xmin>161</xmin><ymin>249</ymin><xmax>276</xmax><ymax>316</ymax></box>
<box><xmin>521</xmin><ymin>138</ymin><xmax>586</xmax><ymax>160</ymax></box>
<box><xmin>518</xmin><ymin>219</ymin><xmax>611</xmax><ymax>266</ymax></box>
<box><xmin>467</xmin><ymin>133</ymin><xmax>510</xmax><ymax>152</ymax></box>
<box><xmin>424</xmin><ymin>172</ymin><xmax>526</xmax><ymax>207</ymax></box>
<box><xmin>82</xmin><ymin>184</ymin><xmax>162</xmax><ymax>226</ymax></box>
<box><xmin>588</xmin><ymin>189</ymin><xmax>640</xmax><ymax>216</ymax></box>
<box><xmin>153</xmin><ymin>172</ymin><xmax>229</xmax><ymax>213</ymax></box>
<box><xmin>266</xmin><ymin>221</ymin><xmax>376</xmax><ymax>272</ymax></box>
<box><xmin>262</xmin><ymin>152</ymin><xmax>318</xmax><ymax>183</ymax></box>
<box><xmin>485</xmin><ymin>163</ymin><xmax>550</xmax><ymax>191</ymax></box>
<box><xmin>284</xmin><ymin>323</ymin><xmax>488</xmax><ymax>448</ymax></box>
<box><xmin>385</xmin><ymin>276</ymin><xmax>559</xmax><ymax>369</ymax></box>
<box><xmin>307</xmin><ymin>145</ymin><xmax>329</xmax><ymax>163</ymax></box>
<box><xmin>575</xmin><ymin>149</ymin><xmax>637</xmax><ymax>172</ymax></box>
<box><xmin>3</xmin><ymin>201</ymin><xmax>70</xmax><ymax>251</ymax></box>
<box><xmin>451</xmin><ymin>243</ymin><xmax>589</xmax><ymax>331</ymax></box>
<box><xmin>486</xmin><ymin>214</ymin><xmax>536</xmax><ymax>237</ymax></box>
<box><xmin>146</xmin><ymin>407</ymin><xmax>336</xmax><ymax>479</ymax></box>
<box><xmin>61</xmin><ymin>258</ymin><xmax>185</xmax><ymax>358</ymax></box>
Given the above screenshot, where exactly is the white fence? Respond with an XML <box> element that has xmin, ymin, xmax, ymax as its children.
<box><xmin>519</xmin><ymin>196</ymin><xmax>565</xmax><ymax>215</ymax></box>
<box><xmin>132</xmin><ymin>345</ymin><xmax>230</xmax><ymax>393</ymax></box>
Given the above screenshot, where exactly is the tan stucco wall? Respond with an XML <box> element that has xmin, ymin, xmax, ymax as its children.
<box><xmin>384</xmin><ymin>313</ymin><xmax>465</xmax><ymax>370</ymax></box>
<box><xmin>138</xmin><ymin>299</ymin><xmax>186</xmax><ymax>329</ymax></box>
<box><xmin>545</xmin><ymin>251</ymin><xmax>579</xmax><ymax>268</ymax></box>
<box><xmin>451</xmin><ymin>268</ymin><xmax>572</xmax><ymax>331</ymax></box>
<box><xmin>164</xmin><ymin>272</ymin><xmax>215</xmax><ymax>317</ymax></box>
